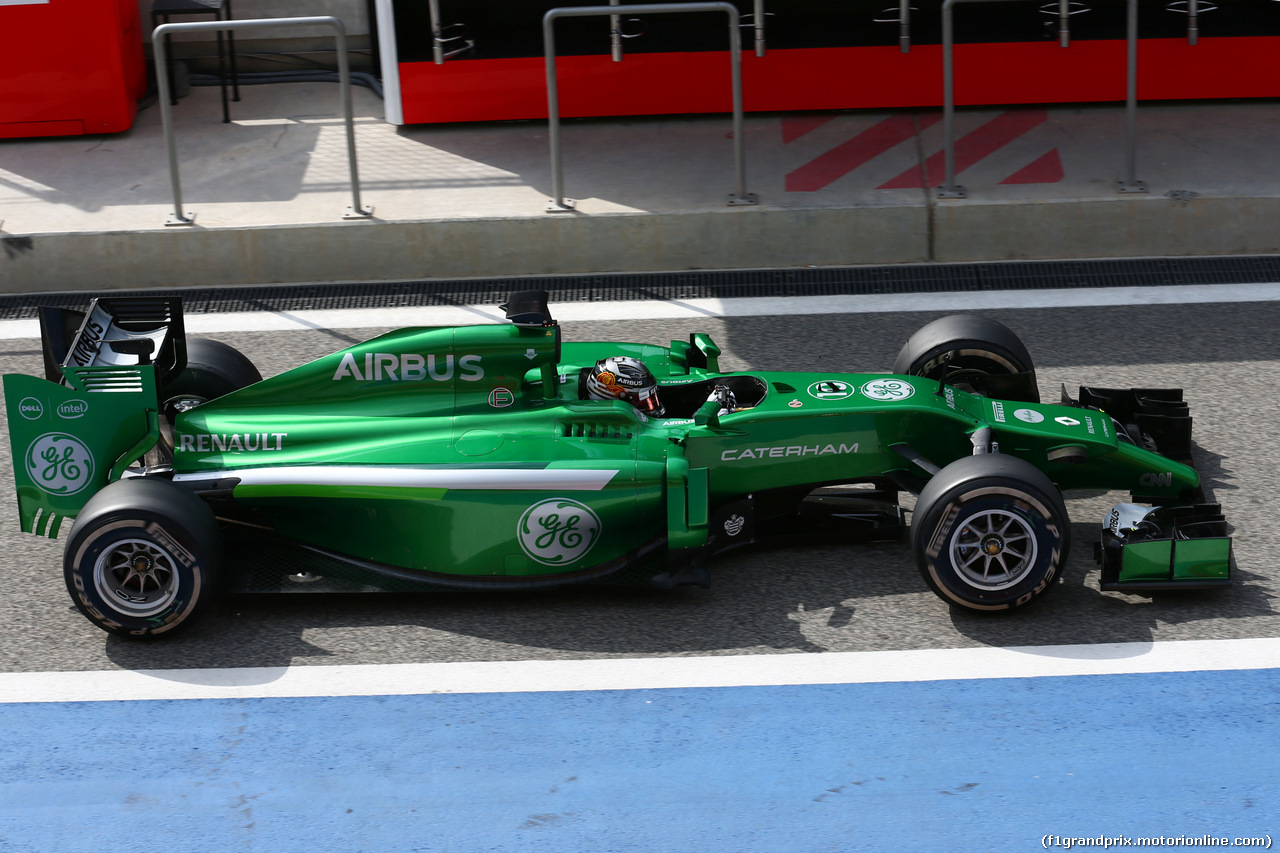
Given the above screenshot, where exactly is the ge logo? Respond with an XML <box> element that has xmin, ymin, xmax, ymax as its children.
<box><xmin>517</xmin><ymin>499</ymin><xmax>602</xmax><ymax>566</ymax></box>
<box><xmin>861</xmin><ymin>378</ymin><xmax>915</xmax><ymax>401</ymax></box>
<box><xmin>1014</xmin><ymin>408</ymin><xmax>1045</xmax><ymax>423</ymax></box>
<box><xmin>25</xmin><ymin>433</ymin><xmax>95</xmax><ymax>496</ymax></box>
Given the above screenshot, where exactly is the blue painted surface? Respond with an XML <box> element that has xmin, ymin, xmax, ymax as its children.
<box><xmin>2</xmin><ymin>669</ymin><xmax>1277</xmax><ymax>852</ymax></box>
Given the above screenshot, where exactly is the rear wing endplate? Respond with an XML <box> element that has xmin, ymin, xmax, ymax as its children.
<box><xmin>39</xmin><ymin>297</ymin><xmax>186</xmax><ymax>387</ymax></box>
<box><xmin>4</xmin><ymin>296</ymin><xmax>178</xmax><ymax>538</ymax></box>
<box><xmin>4</xmin><ymin>366</ymin><xmax>159</xmax><ymax>538</ymax></box>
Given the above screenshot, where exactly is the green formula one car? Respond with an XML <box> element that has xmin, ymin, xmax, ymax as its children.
<box><xmin>4</xmin><ymin>291</ymin><xmax>1231</xmax><ymax>637</ymax></box>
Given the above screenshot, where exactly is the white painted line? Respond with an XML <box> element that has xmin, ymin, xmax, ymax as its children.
<box><xmin>175</xmin><ymin>465</ymin><xmax>620</xmax><ymax>491</ymax></box>
<box><xmin>3</xmin><ymin>282</ymin><xmax>1280</xmax><ymax>341</ymax></box>
<box><xmin>1</xmin><ymin>638</ymin><xmax>1277</xmax><ymax>704</ymax></box>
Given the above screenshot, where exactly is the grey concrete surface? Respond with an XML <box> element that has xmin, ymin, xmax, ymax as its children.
<box><xmin>1</xmin><ymin>304</ymin><xmax>1275</xmax><ymax>671</ymax></box>
<box><xmin>1</xmin><ymin>83</ymin><xmax>1278</xmax><ymax>292</ymax></box>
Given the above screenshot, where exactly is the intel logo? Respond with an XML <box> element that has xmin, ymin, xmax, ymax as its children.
<box><xmin>57</xmin><ymin>400</ymin><xmax>88</xmax><ymax>419</ymax></box>
<box><xmin>18</xmin><ymin>398</ymin><xmax>43</xmax><ymax>420</ymax></box>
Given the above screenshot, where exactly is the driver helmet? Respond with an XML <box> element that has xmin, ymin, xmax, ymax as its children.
<box><xmin>586</xmin><ymin>356</ymin><xmax>665</xmax><ymax>416</ymax></box>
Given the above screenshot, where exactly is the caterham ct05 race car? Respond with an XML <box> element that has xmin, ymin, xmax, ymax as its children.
<box><xmin>4</xmin><ymin>291</ymin><xmax>1231</xmax><ymax>637</ymax></box>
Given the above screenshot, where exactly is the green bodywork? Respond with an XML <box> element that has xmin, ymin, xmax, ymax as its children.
<box><xmin>4</xmin><ymin>319</ymin><xmax>1225</xmax><ymax>585</ymax></box>
<box><xmin>4</xmin><ymin>365</ymin><xmax>159</xmax><ymax>538</ymax></box>
<box><xmin>1117</xmin><ymin>535</ymin><xmax>1232</xmax><ymax>584</ymax></box>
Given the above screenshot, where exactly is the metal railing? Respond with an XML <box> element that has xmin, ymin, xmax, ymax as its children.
<box><xmin>428</xmin><ymin>0</ymin><xmax>473</xmax><ymax>63</ymax></box>
<box><xmin>873</xmin><ymin>0</ymin><xmax>915</xmax><ymax>53</ymax></box>
<box><xmin>153</xmin><ymin>16</ymin><xmax>374</xmax><ymax>226</ymax></box>
<box><xmin>1042</xmin><ymin>0</ymin><xmax>1091</xmax><ymax>48</ymax></box>
<box><xmin>744</xmin><ymin>0</ymin><xmax>768</xmax><ymax>57</ymax></box>
<box><xmin>939</xmin><ymin>0</ymin><xmax>1145</xmax><ymax>199</ymax></box>
<box><xmin>543</xmin><ymin>3</ymin><xmax>756</xmax><ymax>213</ymax></box>
<box><xmin>607</xmin><ymin>0</ymin><xmax>767</xmax><ymax>59</ymax></box>
<box><xmin>1167</xmin><ymin>0</ymin><xmax>1213</xmax><ymax>44</ymax></box>
<box><xmin>609</xmin><ymin>0</ymin><xmax>638</xmax><ymax>61</ymax></box>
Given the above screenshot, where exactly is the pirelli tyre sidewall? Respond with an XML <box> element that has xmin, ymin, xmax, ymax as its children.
<box><xmin>911</xmin><ymin>455</ymin><xmax>1069</xmax><ymax>612</ymax></box>
<box><xmin>64</xmin><ymin>478</ymin><xmax>220</xmax><ymax>638</ymax></box>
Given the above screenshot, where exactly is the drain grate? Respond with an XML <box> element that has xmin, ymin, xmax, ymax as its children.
<box><xmin>1</xmin><ymin>255</ymin><xmax>1277</xmax><ymax>321</ymax></box>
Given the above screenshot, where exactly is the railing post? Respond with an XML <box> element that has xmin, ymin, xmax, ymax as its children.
<box><xmin>752</xmin><ymin>0</ymin><xmax>766</xmax><ymax>57</ymax></box>
<box><xmin>429</xmin><ymin>0</ymin><xmax>446</xmax><ymax>63</ymax></box>
<box><xmin>1118</xmin><ymin>0</ymin><xmax>1147</xmax><ymax>192</ymax></box>
<box><xmin>153</xmin><ymin>27</ymin><xmax>190</xmax><ymax>226</ymax></box>
<box><xmin>544</xmin><ymin>12</ymin><xmax>569</xmax><ymax>211</ymax></box>
<box><xmin>427</xmin><ymin>0</ymin><xmax>473</xmax><ymax>63</ymax></box>
<box><xmin>153</xmin><ymin>16</ymin><xmax>374</xmax><ymax>226</ymax></box>
<box><xmin>610</xmin><ymin>0</ymin><xmax>623</xmax><ymax>61</ymax></box>
<box><xmin>940</xmin><ymin>0</ymin><xmax>962</xmax><ymax>198</ymax></box>
<box><xmin>543</xmin><ymin>3</ymin><xmax>756</xmax><ymax>214</ymax></box>
<box><xmin>874</xmin><ymin>0</ymin><xmax>913</xmax><ymax>53</ymax></box>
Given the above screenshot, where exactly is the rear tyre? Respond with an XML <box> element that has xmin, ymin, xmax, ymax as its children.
<box><xmin>911</xmin><ymin>454</ymin><xmax>1068</xmax><ymax>612</ymax></box>
<box><xmin>151</xmin><ymin>338</ymin><xmax>261</xmax><ymax>464</ymax></box>
<box><xmin>893</xmin><ymin>314</ymin><xmax>1039</xmax><ymax>403</ymax></box>
<box><xmin>64</xmin><ymin>477</ymin><xmax>220</xmax><ymax>637</ymax></box>
<box><xmin>162</xmin><ymin>337</ymin><xmax>261</xmax><ymax>407</ymax></box>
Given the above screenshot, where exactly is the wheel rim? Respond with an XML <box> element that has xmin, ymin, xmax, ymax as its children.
<box><xmin>949</xmin><ymin>509</ymin><xmax>1039</xmax><ymax>591</ymax></box>
<box><xmin>93</xmin><ymin>538</ymin><xmax>180</xmax><ymax>617</ymax></box>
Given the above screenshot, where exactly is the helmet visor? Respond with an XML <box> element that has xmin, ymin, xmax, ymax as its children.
<box><xmin>631</xmin><ymin>386</ymin><xmax>664</xmax><ymax>416</ymax></box>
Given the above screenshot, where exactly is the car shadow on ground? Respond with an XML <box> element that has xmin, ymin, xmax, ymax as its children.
<box><xmin>95</xmin><ymin>512</ymin><xmax>1275</xmax><ymax>674</ymax></box>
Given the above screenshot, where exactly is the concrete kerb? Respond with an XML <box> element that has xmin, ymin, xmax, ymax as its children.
<box><xmin>2</xmin><ymin>196</ymin><xmax>1278</xmax><ymax>293</ymax></box>
<box><xmin>932</xmin><ymin>195</ymin><xmax>1280</xmax><ymax>262</ymax></box>
<box><xmin>0</xmin><ymin>207</ymin><xmax>928</xmax><ymax>292</ymax></box>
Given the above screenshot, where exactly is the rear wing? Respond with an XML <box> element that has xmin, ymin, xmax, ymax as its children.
<box><xmin>3</xmin><ymin>297</ymin><xmax>182</xmax><ymax>538</ymax></box>
<box><xmin>39</xmin><ymin>297</ymin><xmax>186</xmax><ymax>386</ymax></box>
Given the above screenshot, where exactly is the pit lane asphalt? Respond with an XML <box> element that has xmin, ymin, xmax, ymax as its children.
<box><xmin>1</xmin><ymin>298</ymin><xmax>1276</xmax><ymax>674</ymax></box>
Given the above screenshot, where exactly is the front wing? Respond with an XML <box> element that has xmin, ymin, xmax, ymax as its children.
<box><xmin>1077</xmin><ymin>386</ymin><xmax>1231</xmax><ymax>591</ymax></box>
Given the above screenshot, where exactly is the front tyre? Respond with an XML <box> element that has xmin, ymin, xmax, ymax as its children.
<box><xmin>911</xmin><ymin>455</ymin><xmax>1069</xmax><ymax>612</ymax></box>
<box><xmin>64</xmin><ymin>478</ymin><xmax>220</xmax><ymax>638</ymax></box>
<box><xmin>893</xmin><ymin>314</ymin><xmax>1039</xmax><ymax>403</ymax></box>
